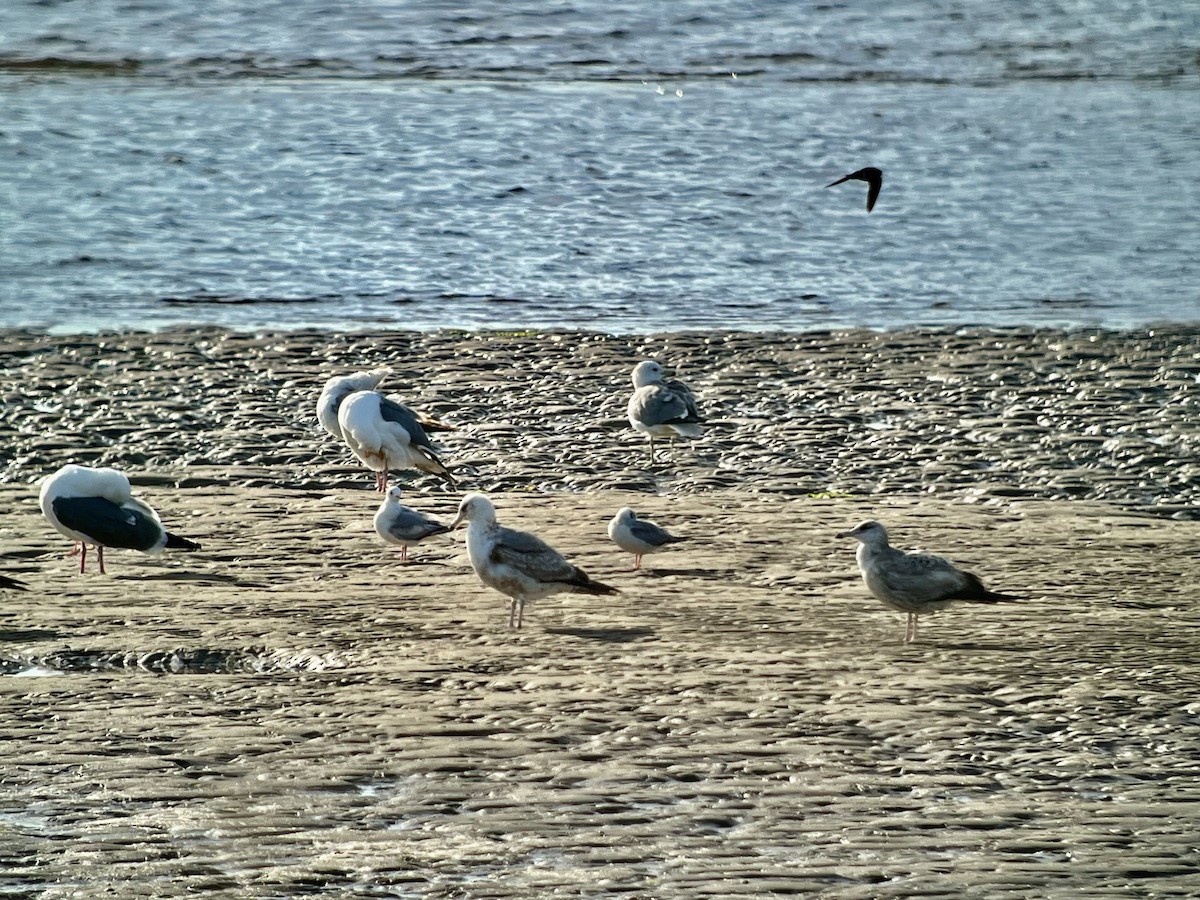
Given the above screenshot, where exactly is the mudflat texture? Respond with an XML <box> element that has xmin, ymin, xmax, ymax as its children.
<box><xmin>1</xmin><ymin>327</ymin><xmax>1199</xmax><ymax>898</ymax></box>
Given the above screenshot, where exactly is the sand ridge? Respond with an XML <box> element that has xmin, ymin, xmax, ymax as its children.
<box><xmin>1</xmin><ymin>327</ymin><xmax>1199</xmax><ymax>897</ymax></box>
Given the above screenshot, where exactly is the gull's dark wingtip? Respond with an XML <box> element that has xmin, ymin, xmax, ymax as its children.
<box><xmin>828</xmin><ymin>166</ymin><xmax>884</xmax><ymax>212</ymax></box>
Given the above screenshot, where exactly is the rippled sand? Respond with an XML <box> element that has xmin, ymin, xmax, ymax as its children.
<box><xmin>1</xmin><ymin>328</ymin><xmax>1199</xmax><ymax>897</ymax></box>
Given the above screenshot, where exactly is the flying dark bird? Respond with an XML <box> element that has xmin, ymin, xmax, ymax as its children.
<box><xmin>827</xmin><ymin>166</ymin><xmax>883</xmax><ymax>213</ymax></box>
<box><xmin>837</xmin><ymin>519</ymin><xmax>1019</xmax><ymax>643</ymax></box>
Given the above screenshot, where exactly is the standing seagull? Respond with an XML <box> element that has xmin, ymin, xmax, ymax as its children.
<box><xmin>608</xmin><ymin>507</ymin><xmax>685</xmax><ymax>571</ymax></box>
<box><xmin>338</xmin><ymin>390</ymin><xmax>455</xmax><ymax>491</ymax></box>
<box><xmin>836</xmin><ymin>520</ymin><xmax>1019</xmax><ymax>643</ymax></box>
<box><xmin>827</xmin><ymin>166</ymin><xmax>883</xmax><ymax>213</ymax></box>
<box><xmin>317</xmin><ymin>367</ymin><xmax>455</xmax><ymax>441</ymax></box>
<box><xmin>627</xmin><ymin>360</ymin><xmax>704</xmax><ymax>464</ymax></box>
<box><xmin>374</xmin><ymin>486</ymin><xmax>451</xmax><ymax>563</ymax></box>
<box><xmin>39</xmin><ymin>464</ymin><xmax>201</xmax><ymax>575</ymax></box>
<box><xmin>450</xmin><ymin>493</ymin><xmax>617</xmax><ymax>628</ymax></box>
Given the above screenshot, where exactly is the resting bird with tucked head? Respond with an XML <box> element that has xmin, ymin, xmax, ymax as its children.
<box><xmin>318</xmin><ymin>367</ymin><xmax>455</xmax><ymax>443</ymax></box>
<box><xmin>607</xmin><ymin>507</ymin><xmax>685</xmax><ymax>571</ymax></box>
<box><xmin>836</xmin><ymin>519</ymin><xmax>1019</xmax><ymax>644</ymax></box>
<box><xmin>39</xmin><ymin>464</ymin><xmax>201</xmax><ymax>575</ymax></box>
<box><xmin>450</xmin><ymin>493</ymin><xmax>617</xmax><ymax>628</ymax></box>
<box><xmin>337</xmin><ymin>390</ymin><xmax>455</xmax><ymax>492</ymax></box>
<box><xmin>627</xmin><ymin>360</ymin><xmax>703</xmax><ymax>464</ymax></box>
<box><xmin>374</xmin><ymin>486</ymin><xmax>451</xmax><ymax>563</ymax></box>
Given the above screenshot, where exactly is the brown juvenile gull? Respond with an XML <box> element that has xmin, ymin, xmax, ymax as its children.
<box><xmin>627</xmin><ymin>359</ymin><xmax>703</xmax><ymax>464</ymax></box>
<box><xmin>836</xmin><ymin>519</ymin><xmax>1019</xmax><ymax>643</ymax></box>
<box><xmin>826</xmin><ymin>166</ymin><xmax>883</xmax><ymax>213</ymax></box>
<box><xmin>450</xmin><ymin>493</ymin><xmax>617</xmax><ymax>628</ymax></box>
<box><xmin>374</xmin><ymin>486</ymin><xmax>451</xmax><ymax>563</ymax></box>
<box><xmin>39</xmin><ymin>464</ymin><xmax>201</xmax><ymax>575</ymax></box>
<box><xmin>317</xmin><ymin>367</ymin><xmax>454</xmax><ymax>441</ymax></box>
<box><xmin>607</xmin><ymin>507</ymin><xmax>685</xmax><ymax>571</ymax></box>
<box><xmin>338</xmin><ymin>389</ymin><xmax>455</xmax><ymax>492</ymax></box>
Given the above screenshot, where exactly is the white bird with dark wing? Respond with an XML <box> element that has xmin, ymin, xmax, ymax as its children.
<box><xmin>607</xmin><ymin>507</ymin><xmax>685</xmax><ymax>571</ymax></box>
<box><xmin>450</xmin><ymin>493</ymin><xmax>617</xmax><ymax>628</ymax></box>
<box><xmin>317</xmin><ymin>367</ymin><xmax>455</xmax><ymax>442</ymax></box>
<box><xmin>337</xmin><ymin>390</ymin><xmax>455</xmax><ymax>492</ymax></box>
<box><xmin>374</xmin><ymin>486</ymin><xmax>451</xmax><ymax>563</ymax></box>
<box><xmin>627</xmin><ymin>360</ymin><xmax>703</xmax><ymax>464</ymax></box>
<box><xmin>39</xmin><ymin>464</ymin><xmax>201</xmax><ymax>575</ymax></box>
<box><xmin>836</xmin><ymin>520</ymin><xmax>1019</xmax><ymax>643</ymax></box>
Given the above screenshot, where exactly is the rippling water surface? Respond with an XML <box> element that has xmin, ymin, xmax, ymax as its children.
<box><xmin>2</xmin><ymin>1</ymin><xmax>1198</xmax><ymax>332</ymax></box>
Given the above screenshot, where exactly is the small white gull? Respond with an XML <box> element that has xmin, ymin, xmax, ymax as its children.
<box><xmin>338</xmin><ymin>389</ymin><xmax>455</xmax><ymax>492</ymax></box>
<box><xmin>374</xmin><ymin>486</ymin><xmax>451</xmax><ymax>563</ymax></box>
<box><xmin>450</xmin><ymin>493</ymin><xmax>617</xmax><ymax>628</ymax></box>
<box><xmin>39</xmin><ymin>464</ymin><xmax>201</xmax><ymax>575</ymax></box>
<box><xmin>627</xmin><ymin>360</ymin><xmax>703</xmax><ymax>464</ymax></box>
<box><xmin>607</xmin><ymin>507</ymin><xmax>685</xmax><ymax>571</ymax></box>
<box><xmin>836</xmin><ymin>520</ymin><xmax>1019</xmax><ymax>644</ymax></box>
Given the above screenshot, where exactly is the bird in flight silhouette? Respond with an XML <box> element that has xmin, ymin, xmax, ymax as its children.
<box><xmin>827</xmin><ymin>166</ymin><xmax>883</xmax><ymax>213</ymax></box>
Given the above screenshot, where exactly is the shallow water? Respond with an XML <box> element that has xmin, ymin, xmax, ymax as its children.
<box><xmin>2</xmin><ymin>1</ymin><xmax>1198</xmax><ymax>333</ymax></box>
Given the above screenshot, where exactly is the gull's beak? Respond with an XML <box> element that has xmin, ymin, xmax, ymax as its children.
<box><xmin>449</xmin><ymin>511</ymin><xmax>467</xmax><ymax>530</ymax></box>
<box><xmin>835</xmin><ymin>528</ymin><xmax>857</xmax><ymax>539</ymax></box>
<box><xmin>826</xmin><ymin>174</ymin><xmax>852</xmax><ymax>188</ymax></box>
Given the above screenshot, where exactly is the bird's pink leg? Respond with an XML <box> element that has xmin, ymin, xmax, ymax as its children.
<box><xmin>509</xmin><ymin>599</ymin><xmax>517</xmax><ymax>628</ymax></box>
<box><xmin>98</xmin><ymin>545</ymin><xmax>106</xmax><ymax>575</ymax></box>
<box><xmin>618</xmin><ymin>553</ymin><xmax>643</xmax><ymax>573</ymax></box>
<box><xmin>400</xmin><ymin>545</ymin><xmax>408</xmax><ymax>563</ymax></box>
<box><xmin>79</xmin><ymin>544</ymin><xmax>87</xmax><ymax>574</ymax></box>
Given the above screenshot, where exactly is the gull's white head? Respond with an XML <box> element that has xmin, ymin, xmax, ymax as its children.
<box><xmin>385</xmin><ymin>486</ymin><xmax>405</xmax><ymax>504</ymax></box>
<box><xmin>631</xmin><ymin>360</ymin><xmax>665</xmax><ymax>389</ymax></box>
<box><xmin>450</xmin><ymin>493</ymin><xmax>496</xmax><ymax>530</ymax></box>
<box><xmin>321</xmin><ymin>367</ymin><xmax>391</xmax><ymax>397</ymax></box>
<box><xmin>614</xmin><ymin>506</ymin><xmax>636</xmax><ymax>524</ymax></box>
<box><xmin>835</xmin><ymin>520</ymin><xmax>889</xmax><ymax>546</ymax></box>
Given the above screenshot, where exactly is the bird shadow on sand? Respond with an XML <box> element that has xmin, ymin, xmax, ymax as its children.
<box><xmin>119</xmin><ymin>572</ymin><xmax>246</xmax><ymax>585</ymax></box>
<box><xmin>0</xmin><ymin>627</ymin><xmax>62</xmax><ymax>643</ymax></box>
<box><xmin>544</xmin><ymin>626</ymin><xmax>656</xmax><ymax>643</ymax></box>
<box><xmin>627</xmin><ymin>567</ymin><xmax>724</xmax><ymax>579</ymax></box>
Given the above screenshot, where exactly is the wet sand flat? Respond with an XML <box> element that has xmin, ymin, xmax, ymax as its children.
<box><xmin>1</xmin><ymin>328</ymin><xmax>1199</xmax><ymax>897</ymax></box>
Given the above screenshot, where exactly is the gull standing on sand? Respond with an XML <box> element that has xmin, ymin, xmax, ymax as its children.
<box><xmin>450</xmin><ymin>493</ymin><xmax>617</xmax><ymax>628</ymax></box>
<box><xmin>836</xmin><ymin>520</ymin><xmax>1019</xmax><ymax>644</ymax></box>
<box><xmin>39</xmin><ymin>464</ymin><xmax>201</xmax><ymax>575</ymax></box>
<box><xmin>338</xmin><ymin>390</ymin><xmax>455</xmax><ymax>491</ymax></box>
<box><xmin>317</xmin><ymin>367</ymin><xmax>454</xmax><ymax>441</ymax></box>
<box><xmin>608</xmin><ymin>507</ymin><xmax>685</xmax><ymax>571</ymax></box>
<box><xmin>627</xmin><ymin>360</ymin><xmax>703</xmax><ymax>464</ymax></box>
<box><xmin>374</xmin><ymin>486</ymin><xmax>451</xmax><ymax>563</ymax></box>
